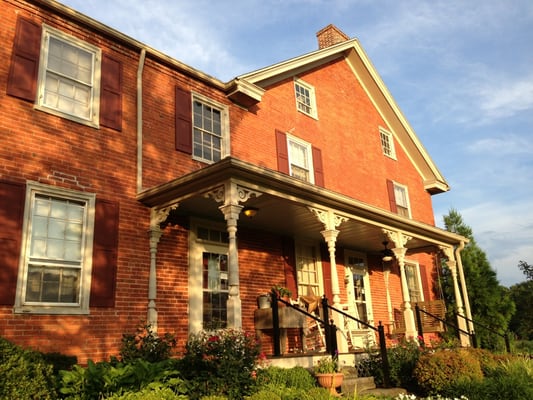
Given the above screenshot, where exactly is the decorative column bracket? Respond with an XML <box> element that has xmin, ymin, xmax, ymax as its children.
<box><xmin>147</xmin><ymin>203</ymin><xmax>178</xmax><ymax>333</ymax></box>
<box><xmin>204</xmin><ymin>182</ymin><xmax>263</xmax><ymax>206</ymax></box>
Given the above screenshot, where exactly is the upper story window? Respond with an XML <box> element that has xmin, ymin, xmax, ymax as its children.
<box><xmin>287</xmin><ymin>134</ymin><xmax>314</xmax><ymax>183</ymax></box>
<box><xmin>36</xmin><ymin>25</ymin><xmax>101</xmax><ymax>127</ymax></box>
<box><xmin>192</xmin><ymin>93</ymin><xmax>229</xmax><ymax>163</ymax></box>
<box><xmin>294</xmin><ymin>79</ymin><xmax>318</xmax><ymax>119</ymax></box>
<box><xmin>380</xmin><ymin>128</ymin><xmax>396</xmax><ymax>159</ymax></box>
<box><xmin>393</xmin><ymin>182</ymin><xmax>411</xmax><ymax>218</ymax></box>
<box><xmin>15</xmin><ymin>182</ymin><xmax>95</xmax><ymax>314</ymax></box>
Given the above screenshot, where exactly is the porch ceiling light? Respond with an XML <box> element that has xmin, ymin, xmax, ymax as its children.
<box><xmin>382</xmin><ymin>241</ymin><xmax>394</xmax><ymax>262</ymax></box>
<box><xmin>242</xmin><ymin>206</ymin><xmax>258</xmax><ymax>218</ymax></box>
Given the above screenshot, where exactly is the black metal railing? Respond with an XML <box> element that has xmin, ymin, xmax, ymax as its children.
<box><xmin>454</xmin><ymin>312</ymin><xmax>511</xmax><ymax>353</ymax></box>
<box><xmin>414</xmin><ymin>304</ymin><xmax>471</xmax><ymax>347</ymax></box>
<box><xmin>324</xmin><ymin>297</ymin><xmax>391</xmax><ymax>388</ymax></box>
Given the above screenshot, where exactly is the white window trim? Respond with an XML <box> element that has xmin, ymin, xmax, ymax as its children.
<box><xmin>286</xmin><ymin>133</ymin><xmax>315</xmax><ymax>184</ymax></box>
<box><xmin>191</xmin><ymin>91</ymin><xmax>230</xmax><ymax>164</ymax></box>
<box><xmin>188</xmin><ymin>219</ymin><xmax>229</xmax><ymax>334</ymax></box>
<box><xmin>14</xmin><ymin>181</ymin><xmax>95</xmax><ymax>315</ymax></box>
<box><xmin>294</xmin><ymin>78</ymin><xmax>318</xmax><ymax>119</ymax></box>
<box><xmin>344</xmin><ymin>250</ymin><xmax>374</xmax><ymax>326</ymax></box>
<box><xmin>404</xmin><ymin>261</ymin><xmax>425</xmax><ymax>303</ymax></box>
<box><xmin>295</xmin><ymin>240</ymin><xmax>323</xmax><ymax>299</ymax></box>
<box><xmin>379</xmin><ymin>127</ymin><xmax>396</xmax><ymax>159</ymax></box>
<box><xmin>393</xmin><ymin>181</ymin><xmax>412</xmax><ymax>218</ymax></box>
<box><xmin>35</xmin><ymin>24</ymin><xmax>101</xmax><ymax>128</ymax></box>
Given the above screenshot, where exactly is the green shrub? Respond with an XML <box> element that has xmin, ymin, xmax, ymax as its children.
<box><xmin>120</xmin><ymin>323</ymin><xmax>176</xmax><ymax>363</ymax></box>
<box><xmin>103</xmin><ymin>387</ymin><xmax>188</xmax><ymax>399</ymax></box>
<box><xmin>58</xmin><ymin>358</ymin><xmax>187</xmax><ymax>399</ymax></box>
<box><xmin>179</xmin><ymin>328</ymin><xmax>260</xmax><ymax>400</ymax></box>
<box><xmin>447</xmin><ymin>356</ymin><xmax>533</xmax><ymax>400</ymax></box>
<box><xmin>0</xmin><ymin>337</ymin><xmax>58</xmax><ymax>400</ymax></box>
<box><xmin>414</xmin><ymin>348</ymin><xmax>483</xmax><ymax>395</ymax></box>
<box><xmin>255</xmin><ymin>366</ymin><xmax>315</xmax><ymax>390</ymax></box>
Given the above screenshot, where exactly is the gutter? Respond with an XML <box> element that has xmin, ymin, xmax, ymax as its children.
<box><xmin>136</xmin><ymin>49</ymin><xmax>146</xmax><ymax>193</ymax></box>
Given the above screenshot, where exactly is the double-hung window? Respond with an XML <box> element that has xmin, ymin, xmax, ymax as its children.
<box><xmin>393</xmin><ymin>182</ymin><xmax>411</xmax><ymax>218</ymax></box>
<box><xmin>405</xmin><ymin>262</ymin><xmax>423</xmax><ymax>304</ymax></box>
<box><xmin>294</xmin><ymin>78</ymin><xmax>318</xmax><ymax>119</ymax></box>
<box><xmin>287</xmin><ymin>134</ymin><xmax>314</xmax><ymax>183</ymax></box>
<box><xmin>15</xmin><ymin>182</ymin><xmax>95</xmax><ymax>314</ymax></box>
<box><xmin>380</xmin><ymin>128</ymin><xmax>396</xmax><ymax>159</ymax></box>
<box><xmin>192</xmin><ymin>93</ymin><xmax>229</xmax><ymax>163</ymax></box>
<box><xmin>37</xmin><ymin>25</ymin><xmax>101</xmax><ymax>127</ymax></box>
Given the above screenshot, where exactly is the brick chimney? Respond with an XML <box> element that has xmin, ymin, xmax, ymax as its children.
<box><xmin>316</xmin><ymin>24</ymin><xmax>350</xmax><ymax>49</ymax></box>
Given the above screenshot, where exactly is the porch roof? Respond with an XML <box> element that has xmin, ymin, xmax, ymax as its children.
<box><xmin>137</xmin><ymin>157</ymin><xmax>466</xmax><ymax>254</ymax></box>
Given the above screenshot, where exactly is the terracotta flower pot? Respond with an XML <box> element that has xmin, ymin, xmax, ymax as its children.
<box><xmin>315</xmin><ymin>372</ymin><xmax>343</xmax><ymax>396</ymax></box>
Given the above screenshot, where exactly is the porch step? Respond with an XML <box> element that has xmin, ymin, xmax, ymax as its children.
<box><xmin>340</xmin><ymin>368</ymin><xmax>407</xmax><ymax>397</ymax></box>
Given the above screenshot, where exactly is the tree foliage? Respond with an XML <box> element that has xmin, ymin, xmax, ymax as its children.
<box><xmin>441</xmin><ymin>209</ymin><xmax>515</xmax><ymax>351</ymax></box>
<box><xmin>508</xmin><ymin>261</ymin><xmax>533</xmax><ymax>340</ymax></box>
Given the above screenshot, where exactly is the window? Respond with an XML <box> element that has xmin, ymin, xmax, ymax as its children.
<box><xmin>296</xmin><ymin>243</ymin><xmax>322</xmax><ymax>298</ymax></box>
<box><xmin>36</xmin><ymin>25</ymin><xmax>101</xmax><ymax>127</ymax></box>
<box><xmin>380</xmin><ymin>128</ymin><xmax>396</xmax><ymax>159</ymax></box>
<box><xmin>294</xmin><ymin>79</ymin><xmax>318</xmax><ymax>119</ymax></box>
<box><xmin>344</xmin><ymin>251</ymin><xmax>373</xmax><ymax>328</ymax></box>
<box><xmin>287</xmin><ymin>134</ymin><xmax>314</xmax><ymax>183</ymax></box>
<box><xmin>192</xmin><ymin>93</ymin><xmax>229</xmax><ymax>163</ymax></box>
<box><xmin>15</xmin><ymin>182</ymin><xmax>95</xmax><ymax>314</ymax></box>
<box><xmin>189</xmin><ymin>221</ymin><xmax>229</xmax><ymax>332</ymax></box>
<box><xmin>393</xmin><ymin>182</ymin><xmax>411</xmax><ymax>218</ymax></box>
<box><xmin>405</xmin><ymin>262</ymin><xmax>423</xmax><ymax>303</ymax></box>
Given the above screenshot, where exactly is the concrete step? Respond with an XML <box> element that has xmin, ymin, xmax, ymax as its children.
<box><xmin>340</xmin><ymin>369</ymin><xmax>407</xmax><ymax>397</ymax></box>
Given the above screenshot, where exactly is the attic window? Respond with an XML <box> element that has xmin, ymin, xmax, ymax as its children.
<box><xmin>380</xmin><ymin>128</ymin><xmax>396</xmax><ymax>159</ymax></box>
<box><xmin>294</xmin><ymin>79</ymin><xmax>317</xmax><ymax>119</ymax></box>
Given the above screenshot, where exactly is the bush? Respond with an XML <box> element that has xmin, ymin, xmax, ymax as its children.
<box><xmin>414</xmin><ymin>348</ymin><xmax>483</xmax><ymax>396</ymax></box>
<box><xmin>0</xmin><ymin>337</ymin><xmax>58</xmax><ymax>400</ymax></box>
<box><xmin>446</xmin><ymin>356</ymin><xmax>533</xmax><ymax>400</ymax></box>
<box><xmin>103</xmin><ymin>387</ymin><xmax>188</xmax><ymax>400</ymax></box>
<box><xmin>120</xmin><ymin>323</ymin><xmax>176</xmax><ymax>363</ymax></box>
<box><xmin>255</xmin><ymin>366</ymin><xmax>315</xmax><ymax>391</ymax></box>
<box><xmin>179</xmin><ymin>329</ymin><xmax>260</xmax><ymax>400</ymax></box>
<box><xmin>58</xmin><ymin>358</ymin><xmax>187</xmax><ymax>399</ymax></box>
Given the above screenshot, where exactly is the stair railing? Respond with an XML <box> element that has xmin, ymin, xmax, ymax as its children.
<box><xmin>453</xmin><ymin>311</ymin><xmax>511</xmax><ymax>353</ymax></box>
<box><xmin>323</xmin><ymin>297</ymin><xmax>391</xmax><ymax>388</ymax></box>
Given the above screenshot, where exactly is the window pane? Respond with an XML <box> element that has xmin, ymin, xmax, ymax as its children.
<box><xmin>25</xmin><ymin>265</ymin><xmax>80</xmax><ymax>303</ymax></box>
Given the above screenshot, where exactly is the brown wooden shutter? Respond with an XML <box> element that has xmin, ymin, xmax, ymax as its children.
<box><xmin>386</xmin><ymin>179</ymin><xmax>398</xmax><ymax>213</ymax></box>
<box><xmin>100</xmin><ymin>53</ymin><xmax>122</xmax><ymax>131</ymax></box>
<box><xmin>312</xmin><ymin>146</ymin><xmax>324</xmax><ymax>187</ymax></box>
<box><xmin>0</xmin><ymin>181</ymin><xmax>26</xmax><ymax>305</ymax></box>
<box><xmin>90</xmin><ymin>199</ymin><xmax>119</xmax><ymax>307</ymax></box>
<box><xmin>7</xmin><ymin>16</ymin><xmax>41</xmax><ymax>101</ymax></box>
<box><xmin>175</xmin><ymin>86</ymin><xmax>192</xmax><ymax>153</ymax></box>
<box><xmin>281</xmin><ymin>237</ymin><xmax>297</xmax><ymax>299</ymax></box>
<box><xmin>275</xmin><ymin>130</ymin><xmax>289</xmax><ymax>174</ymax></box>
<box><xmin>419</xmin><ymin>264</ymin><xmax>431</xmax><ymax>301</ymax></box>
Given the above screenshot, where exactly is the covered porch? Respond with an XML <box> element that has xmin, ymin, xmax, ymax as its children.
<box><xmin>137</xmin><ymin>157</ymin><xmax>472</xmax><ymax>352</ymax></box>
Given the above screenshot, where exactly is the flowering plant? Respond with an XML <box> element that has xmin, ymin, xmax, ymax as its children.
<box><xmin>314</xmin><ymin>355</ymin><xmax>339</xmax><ymax>374</ymax></box>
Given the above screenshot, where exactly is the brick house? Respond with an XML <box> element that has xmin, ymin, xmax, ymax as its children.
<box><xmin>0</xmin><ymin>0</ymin><xmax>472</xmax><ymax>365</ymax></box>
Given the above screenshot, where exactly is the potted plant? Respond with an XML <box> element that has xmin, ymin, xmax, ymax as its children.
<box><xmin>313</xmin><ymin>355</ymin><xmax>343</xmax><ymax>396</ymax></box>
<box><xmin>256</xmin><ymin>293</ymin><xmax>271</xmax><ymax>309</ymax></box>
<box><xmin>271</xmin><ymin>284</ymin><xmax>292</xmax><ymax>303</ymax></box>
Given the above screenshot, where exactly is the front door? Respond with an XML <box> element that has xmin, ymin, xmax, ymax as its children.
<box><xmin>344</xmin><ymin>251</ymin><xmax>374</xmax><ymax>349</ymax></box>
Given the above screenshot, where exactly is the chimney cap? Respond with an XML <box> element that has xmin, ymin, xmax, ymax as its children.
<box><xmin>316</xmin><ymin>24</ymin><xmax>350</xmax><ymax>49</ymax></box>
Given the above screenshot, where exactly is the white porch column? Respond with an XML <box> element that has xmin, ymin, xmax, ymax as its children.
<box><xmin>384</xmin><ymin>230</ymin><xmax>416</xmax><ymax>339</ymax></box>
<box><xmin>383</xmin><ymin>263</ymin><xmax>394</xmax><ymax>333</ymax></box>
<box><xmin>309</xmin><ymin>208</ymin><xmax>348</xmax><ymax>352</ymax></box>
<box><xmin>147</xmin><ymin>205</ymin><xmax>177</xmax><ymax>332</ymax></box>
<box><xmin>455</xmin><ymin>242</ymin><xmax>474</xmax><ymax>335</ymax></box>
<box><xmin>442</xmin><ymin>246</ymin><xmax>470</xmax><ymax>346</ymax></box>
<box><xmin>206</xmin><ymin>182</ymin><xmax>262</xmax><ymax>329</ymax></box>
<box><xmin>219</xmin><ymin>202</ymin><xmax>243</xmax><ymax>329</ymax></box>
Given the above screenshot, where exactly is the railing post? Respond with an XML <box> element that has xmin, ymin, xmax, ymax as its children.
<box><xmin>322</xmin><ymin>296</ymin><xmax>332</xmax><ymax>354</ymax></box>
<box><xmin>271</xmin><ymin>290</ymin><xmax>281</xmax><ymax>356</ymax></box>
<box><xmin>378</xmin><ymin>321</ymin><xmax>391</xmax><ymax>388</ymax></box>
<box><xmin>415</xmin><ymin>304</ymin><xmax>425</xmax><ymax>348</ymax></box>
<box><xmin>505</xmin><ymin>332</ymin><xmax>511</xmax><ymax>353</ymax></box>
<box><xmin>471</xmin><ymin>331</ymin><xmax>477</xmax><ymax>348</ymax></box>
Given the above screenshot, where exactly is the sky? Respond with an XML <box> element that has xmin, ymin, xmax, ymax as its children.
<box><xmin>59</xmin><ymin>0</ymin><xmax>533</xmax><ymax>287</ymax></box>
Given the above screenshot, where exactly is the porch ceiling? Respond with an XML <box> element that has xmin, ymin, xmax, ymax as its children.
<box><xmin>137</xmin><ymin>157</ymin><xmax>466</xmax><ymax>253</ymax></box>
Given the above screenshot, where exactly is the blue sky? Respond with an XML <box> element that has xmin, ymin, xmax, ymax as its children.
<box><xmin>60</xmin><ymin>0</ymin><xmax>533</xmax><ymax>287</ymax></box>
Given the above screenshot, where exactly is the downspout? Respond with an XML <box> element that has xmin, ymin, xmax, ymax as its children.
<box><xmin>137</xmin><ymin>49</ymin><xmax>146</xmax><ymax>193</ymax></box>
<box><xmin>455</xmin><ymin>241</ymin><xmax>473</xmax><ymax>334</ymax></box>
